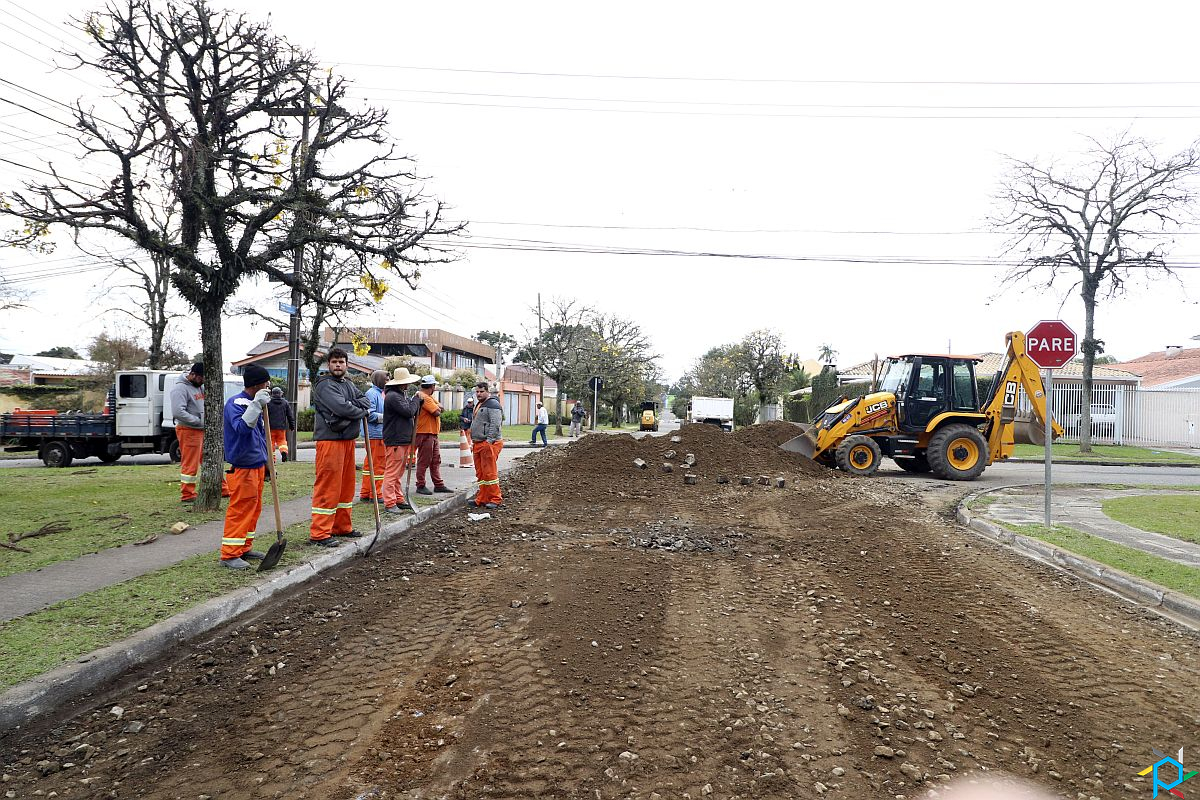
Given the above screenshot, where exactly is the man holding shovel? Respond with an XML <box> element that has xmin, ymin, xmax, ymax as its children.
<box><xmin>219</xmin><ymin>365</ymin><xmax>272</xmax><ymax>570</ymax></box>
<box><xmin>310</xmin><ymin>348</ymin><xmax>371</xmax><ymax>547</ymax></box>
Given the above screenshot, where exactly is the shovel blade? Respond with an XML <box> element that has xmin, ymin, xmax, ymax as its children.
<box><xmin>256</xmin><ymin>539</ymin><xmax>287</xmax><ymax>572</ymax></box>
<box><xmin>780</xmin><ymin>425</ymin><xmax>818</xmax><ymax>459</ymax></box>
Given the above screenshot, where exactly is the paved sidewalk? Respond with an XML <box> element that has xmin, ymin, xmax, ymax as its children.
<box><xmin>0</xmin><ymin>450</ymin><xmax>527</xmax><ymax>623</ymax></box>
<box><xmin>980</xmin><ymin>486</ymin><xmax>1200</xmax><ymax>567</ymax></box>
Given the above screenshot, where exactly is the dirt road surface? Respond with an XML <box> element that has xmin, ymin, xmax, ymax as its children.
<box><xmin>2</xmin><ymin>422</ymin><xmax>1198</xmax><ymax>799</ymax></box>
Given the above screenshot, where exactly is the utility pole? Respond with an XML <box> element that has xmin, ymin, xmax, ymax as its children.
<box><xmin>267</xmin><ymin>89</ymin><xmax>347</xmax><ymax>458</ymax></box>
<box><xmin>537</xmin><ymin>293</ymin><xmax>545</xmax><ymax>425</ymax></box>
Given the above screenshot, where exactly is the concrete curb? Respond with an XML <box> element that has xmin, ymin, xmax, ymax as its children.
<box><xmin>1007</xmin><ymin>457</ymin><xmax>1200</xmax><ymax>468</ymax></box>
<box><xmin>956</xmin><ymin>486</ymin><xmax>1200</xmax><ymax>631</ymax></box>
<box><xmin>0</xmin><ymin>488</ymin><xmax>472</xmax><ymax>733</ymax></box>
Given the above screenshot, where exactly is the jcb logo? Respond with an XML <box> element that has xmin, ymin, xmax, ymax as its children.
<box><xmin>1003</xmin><ymin>380</ymin><xmax>1017</xmax><ymax>407</ymax></box>
<box><xmin>864</xmin><ymin>400</ymin><xmax>889</xmax><ymax>414</ymax></box>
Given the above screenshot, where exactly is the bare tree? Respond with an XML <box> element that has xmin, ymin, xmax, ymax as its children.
<box><xmin>994</xmin><ymin>133</ymin><xmax>1200</xmax><ymax>451</ymax></box>
<box><xmin>518</xmin><ymin>298</ymin><xmax>592</xmax><ymax>432</ymax></box>
<box><xmin>1</xmin><ymin>1</ymin><xmax>461</xmax><ymax>509</ymax></box>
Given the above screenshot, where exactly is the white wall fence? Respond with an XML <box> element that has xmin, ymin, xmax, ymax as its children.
<box><xmin>1017</xmin><ymin>382</ymin><xmax>1200</xmax><ymax>449</ymax></box>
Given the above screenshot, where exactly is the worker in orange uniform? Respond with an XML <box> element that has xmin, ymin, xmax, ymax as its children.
<box><xmin>266</xmin><ymin>387</ymin><xmax>295</xmax><ymax>463</ymax></box>
<box><xmin>170</xmin><ymin>362</ymin><xmax>229</xmax><ymax>502</ymax></box>
<box><xmin>219</xmin><ymin>365</ymin><xmax>272</xmax><ymax>569</ymax></box>
<box><xmin>413</xmin><ymin>374</ymin><xmax>453</xmax><ymax>495</ymax></box>
<box><xmin>469</xmin><ymin>380</ymin><xmax>504</xmax><ymax>508</ymax></box>
<box><xmin>381</xmin><ymin>367</ymin><xmax>421</xmax><ymax>512</ymax></box>
<box><xmin>358</xmin><ymin>370</ymin><xmax>388</xmax><ymax>502</ymax></box>
<box><xmin>310</xmin><ymin>347</ymin><xmax>371</xmax><ymax>546</ymax></box>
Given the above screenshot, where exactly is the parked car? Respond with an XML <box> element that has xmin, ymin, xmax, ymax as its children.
<box><xmin>1065</xmin><ymin>403</ymin><xmax>1119</xmax><ymax>439</ymax></box>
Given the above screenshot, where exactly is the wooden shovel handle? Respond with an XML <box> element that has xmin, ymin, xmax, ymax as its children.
<box><xmin>263</xmin><ymin>412</ymin><xmax>284</xmax><ymax>537</ymax></box>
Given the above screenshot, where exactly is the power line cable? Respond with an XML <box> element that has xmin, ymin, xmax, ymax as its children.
<box><xmin>2</xmin><ymin>1</ymin><xmax>92</xmax><ymax>50</ymax></box>
<box><xmin>332</xmin><ymin>61</ymin><xmax>1200</xmax><ymax>87</ymax></box>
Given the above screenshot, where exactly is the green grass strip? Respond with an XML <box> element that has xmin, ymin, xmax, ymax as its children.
<box><xmin>1011</xmin><ymin>443</ymin><xmax>1200</xmax><ymax>464</ymax></box>
<box><xmin>1102</xmin><ymin>494</ymin><xmax>1200</xmax><ymax>544</ymax></box>
<box><xmin>1004</xmin><ymin>522</ymin><xmax>1200</xmax><ymax>601</ymax></box>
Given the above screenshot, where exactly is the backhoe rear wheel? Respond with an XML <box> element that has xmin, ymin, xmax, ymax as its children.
<box><xmin>834</xmin><ymin>435</ymin><xmax>882</xmax><ymax>477</ymax></box>
<box><xmin>927</xmin><ymin>424</ymin><xmax>988</xmax><ymax>481</ymax></box>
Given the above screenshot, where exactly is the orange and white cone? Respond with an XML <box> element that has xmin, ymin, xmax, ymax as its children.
<box><xmin>459</xmin><ymin>429</ymin><xmax>473</xmax><ymax>468</ymax></box>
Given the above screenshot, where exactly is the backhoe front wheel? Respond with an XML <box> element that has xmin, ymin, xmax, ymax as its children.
<box><xmin>927</xmin><ymin>424</ymin><xmax>988</xmax><ymax>481</ymax></box>
<box><xmin>834</xmin><ymin>435</ymin><xmax>882</xmax><ymax>477</ymax></box>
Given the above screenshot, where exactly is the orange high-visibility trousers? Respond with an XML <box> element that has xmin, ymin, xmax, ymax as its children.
<box><xmin>472</xmin><ymin>439</ymin><xmax>504</xmax><ymax>507</ymax></box>
<box><xmin>178</xmin><ymin>426</ymin><xmax>230</xmax><ymax>501</ymax></box>
<box><xmin>221</xmin><ymin>466</ymin><xmax>264</xmax><ymax>560</ymax></box>
<box><xmin>359</xmin><ymin>438</ymin><xmax>387</xmax><ymax>499</ymax></box>
<box><xmin>312</xmin><ymin>439</ymin><xmax>356</xmax><ymax>540</ymax></box>
<box><xmin>382</xmin><ymin>443</ymin><xmax>412</xmax><ymax>508</ymax></box>
<box><xmin>270</xmin><ymin>429</ymin><xmax>288</xmax><ymax>461</ymax></box>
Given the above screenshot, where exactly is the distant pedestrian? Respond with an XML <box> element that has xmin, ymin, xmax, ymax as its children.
<box><xmin>382</xmin><ymin>367</ymin><xmax>421</xmax><ymax>513</ymax></box>
<box><xmin>219</xmin><ymin>365</ymin><xmax>272</xmax><ymax>570</ymax></box>
<box><xmin>359</xmin><ymin>370</ymin><xmax>388</xmax><ymax>503</ymax></box>
<box><xmin>171</xmin><ymin>362</ymin><xmax>229</xmax><ymax>502</ymax></box>
<box><xmin>530</xmin><ymin>401</ymin><xmax>549</xmax><ymax>447</ymax></box>
<box><xmin>570</xmin><ymin>401</ymin><xmax>586</xmax><ymax>437</ymax></box>
<box><xmin>310</xmin><ymin>348</ymin><xmax>372</xmax><ymax>547</ymax></box>
<box><xmin>414</xmin><ymin>375</ymin><xmax>452</xmax><ymax>496</ymax></box>
<box><xmin>460</xmin><ymin>395</ymin><xmax>475</xmax><ymax>435</ymax></box>
<box><xmin>266</xmin><ymin>386</ymin><xmax>295</xmax><ymax>463</ymax></box>
<box><xmin>470</xmin><ymin>381</ymin><xmax>504</xmax><ymax>508</ymax></box>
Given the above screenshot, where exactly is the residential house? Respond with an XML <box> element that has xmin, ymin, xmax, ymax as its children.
<box><xmin>837</xmin><ymin>353</ymin><xmax>1141</xmax><ymax>392</ymax></box>
<box><xmin>324</xmin><ymin>327</ymin><xmax>495</xmax><ymax>376</ymax></box>
<box><xmin>495</xmin><ymin>364</ymin><xmax>556</xmax><ymax>425</ymax></box>
<box><xmin>1114</xmin><ymin>345</ymin><xmax>1200</xmax><ymax>390</ymax></box>
<box><xmin>5</xmin><ymin>354</ymin><xmax>100</xmax><ymax>385</ymax></box>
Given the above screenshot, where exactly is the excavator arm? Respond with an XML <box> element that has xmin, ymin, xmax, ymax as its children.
<box><xmin>981</xmin><ymin>330</ymin><xmax>1064</xmax><ymax>463</ymax></box>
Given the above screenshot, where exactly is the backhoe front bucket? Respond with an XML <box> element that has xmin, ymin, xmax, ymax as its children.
<box><xmin>780</xmin><ymin>424</ymin><xmax>818</xmax><ymax>460</ymax></box>
<box><xmin>1012</xmin><ymin>411</ymin><xmax>1057</xmax><ymax>446</ymax></box>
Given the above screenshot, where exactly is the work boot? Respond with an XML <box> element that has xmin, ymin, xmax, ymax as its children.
<box><xmin>416</xmin><ymin>487</ymin><xmax>433</xmax><ymax>496</ymax></box>
<box><xmin>241</xmin><ymin>550</ymin><xmax>266</xmax><ymax>561</ymax></box>
<box><xmin>384</xmin><ymin>505</ymin><xmax>404</xmax><ymax>514</ymax></box>
<box><xmin>221</xmin><ymin>557</ymin><xmax>250</xmax><ymax>570</ymax></box>
<box><xmin>483</xmin><ymin>503</ymin><xmax>499</xmax><ymax>510</ymax></box>
<box><xmin>433</xmin><ymin>486</ymin><xmax>453</xmax><ymax>494</ymax></box>
<box><xmin>358</xmin><ymin>496</ymin><xmax>373</xmax><ymax>503</ymax></box>
<box><xmin>280</xmin><ymin>452</ymin><xmax>289</xmax><ymax>463</ymax></box>
<box><xmin>333</xmin><ymin>529</ymin><xmax>365</xmax><ymax>538</ymax></box>
<box><xmin>308</xmin><ymin>537</ymin><xmax>341</xmax><ymax>548</ymax></box>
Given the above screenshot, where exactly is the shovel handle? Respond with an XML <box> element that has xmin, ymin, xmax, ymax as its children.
<box><xmin>263</xmin><ymin>412</ymin><xmax>283</xmax><ymax>539</ymax></box>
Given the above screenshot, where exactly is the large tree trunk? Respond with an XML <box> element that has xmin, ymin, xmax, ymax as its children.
<box><xmin>196</xmin><ymin>304</ymin><xmax>226</xmax><ymax>511</ymax></box>
<box><xmin>553</xmin><ymin>375</ymin><xmax>565</xmax><ymax>437</ymax></box>
<box><xmin>1078</xmin><ymin>283</ymin><xmax>1099</xmax><ymax>454</ymax></box>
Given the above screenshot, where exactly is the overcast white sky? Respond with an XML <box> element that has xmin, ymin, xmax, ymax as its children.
<box><xmin>2</xmin><ymin>0</ymin><xmax>1199</xmax><ymax>382</ymax></box>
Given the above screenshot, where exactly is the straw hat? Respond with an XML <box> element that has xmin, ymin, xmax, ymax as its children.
<box><xmin>384</xmin><ymin>367</ymin><xmax>421</xmax><ymax>386</ymax></box>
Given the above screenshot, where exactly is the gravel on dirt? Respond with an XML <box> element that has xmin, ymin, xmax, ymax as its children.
<box><xmin>1</xmin><ymin>421</ymin><xmax>1197</xmax><ymax>799</ymax></box>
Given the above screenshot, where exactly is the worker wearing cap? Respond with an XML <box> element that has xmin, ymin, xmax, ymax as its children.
<box><xmin>171</xmin><ymin>362</ymin><xmax>229</xmax><ymax>502</ymax></box>
<box><xmin>310</xmin><ymin>347</ymin><xmax>372</xmax><ymax>546</ymax></box>
<box><xmin>219</xmin><ymin>365</ymin><xmax>271</xmax><ymax>569</ymax></box>
<box><xmin>359</xmin><ymin>370</ymin><xmax>388</xmax><ymax>502</ymax></box>
<box><xmin>470</xmin><ymin>381</ymin><xmax>504</xmax><ymax>508</ymax></box>
<box><xmin>266</xmin><ymin>386</ymin><xmax>295</xmax><ymax>463</ymax></box>
<box><xmin>413</xmin><ymin>374</ymin><xmax>452</xmax><ymax>496</ymax></box>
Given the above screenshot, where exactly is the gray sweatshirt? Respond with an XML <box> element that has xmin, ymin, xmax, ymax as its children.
<box><xmin>312</xmin><ymin>375</ymin><xmax>370</xmax><ymax>441</ymax></box>
<box><xmin>469</xmin><ymin>396</ymin><xmax>503</xmax><ymax>443</ymax></box>
<box><xmin>170</xmin><ymin>373</ymin><xmax>204</xmax><ymax>429</ymax></box>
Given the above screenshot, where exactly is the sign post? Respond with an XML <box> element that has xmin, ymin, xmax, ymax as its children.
<box><xmin>1025</xmin><ymin>320</ymin><xmax>1078</xmax><ymax>528</ymax></box>
<box><xmin>588</xmin><ymin>376</ymin><xmax>604</xmax><ymax>431</ymax></box>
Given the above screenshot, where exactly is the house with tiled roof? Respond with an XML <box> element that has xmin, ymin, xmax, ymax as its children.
<box><xmin>1114</xmin><ymin>345</ymin><xmax>1200</xmax><ymax>389</ymax></box>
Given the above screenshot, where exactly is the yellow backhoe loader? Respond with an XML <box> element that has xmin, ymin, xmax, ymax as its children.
<box><xmin>781</xmin><ymin>330</ymin><xmax>1062</xmax><ymax>480</ymax></box>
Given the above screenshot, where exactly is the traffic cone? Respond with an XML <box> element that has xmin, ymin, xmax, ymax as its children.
<box><xmin>459</xmin><ymin>429</ymin><xmax>473</xmax><ymax>468</ymax></box>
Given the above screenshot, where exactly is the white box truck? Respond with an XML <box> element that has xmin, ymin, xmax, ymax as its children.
<box><xmin>687</xmin><ymin>396</ymin><xmax>735</xmax><ymax>431</ymax></box>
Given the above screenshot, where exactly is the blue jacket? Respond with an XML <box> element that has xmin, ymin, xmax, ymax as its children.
<box><xmin>365</xmin><ymin>385</ymin><xmax>385</xmax><ymax>440</ymax></box>
<box><xmin>223</xmin><ymin>391</ymin><xmax>268</xmax><ymax>468</ymax></box>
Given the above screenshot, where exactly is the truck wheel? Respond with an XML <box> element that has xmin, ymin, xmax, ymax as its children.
<box><xmin>41</xmin><ymin>440</ymin><xmax>74</xmax><ymax>468</ymax></box>
<box><xmin>168</xmin><ymin>439</ymin><xmax>181</xmax><ymax>463</ymax></box>
<box><xmin>927</xmin><ymin>424</ymin><xmax>988</xmax><ymax>481</ymax></box>
<box><xmin>894</xmin><ymin>454</ymin><xmax>932</xmax><ymax>474</ymax></box>
<box><xmin>834</xmin><ymin>435</ymin><xmax>882</xmax><ymax>477</ymax></box>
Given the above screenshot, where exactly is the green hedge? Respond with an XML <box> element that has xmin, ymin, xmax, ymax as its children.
<box><xmin>297</xmin><ymin>408</ymin><xmax>315</xmax><ymax>432</ymax></box>
<box><xmin>1</xmin><ymin>384</ymin><xmax>78</xmax><ymax>401</ymax></box>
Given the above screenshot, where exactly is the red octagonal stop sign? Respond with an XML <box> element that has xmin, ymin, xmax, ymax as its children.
<box><xmin>1026</xmin><ymin>320</ymin><xmax>1078</xmax><ymax>369</ymax></box>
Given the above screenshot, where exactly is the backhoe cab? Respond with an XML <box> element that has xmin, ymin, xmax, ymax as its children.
<box><xmin>781</xmin><ymin>331</ymin><xmax>1062</xmax><ymax>480</ymax></box>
